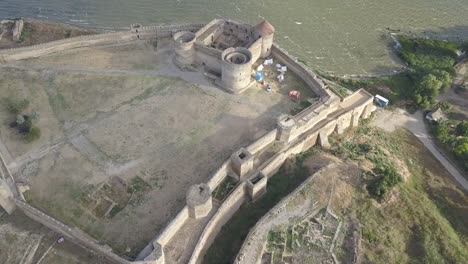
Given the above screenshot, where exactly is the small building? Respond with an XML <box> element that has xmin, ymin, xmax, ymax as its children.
<box><xmin>426</xmin><ymin>108</ymin><xmax>446</xmax><ymax>122</ymax></box>
<box><xmin>374</xmin><ymin>94</ymin><xmax>389</xmax><ymax>107</ymax></box>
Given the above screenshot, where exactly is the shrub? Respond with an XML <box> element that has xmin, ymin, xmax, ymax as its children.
<box><xmin>368</xmin><ymin>163</ymin><xmax>403</xmax><ymax>198</ymax></box>
<box><xmin>18</xmin><ymin>117</ymin><xmax>32</xmax><ymax>134</ymax></box>
<box><xmin>414</xmin><ymin>74</ymin><xmax>443</xmax><ymax>108</ymax></box>
<box><xmin>24</xmin><ymin>126</ymin><xmax>41</xmax><ymax>142</ymax></box>
<box><xmin>3</xmin><ymin>97</ymin><xmax>29</xmax><ymax>114</ymax></box>
<box><xmin>456</xmin><ymin>121</ymin><xmax>468</xmax><ymax>137</ymax></box>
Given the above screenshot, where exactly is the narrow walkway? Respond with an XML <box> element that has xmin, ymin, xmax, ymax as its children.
<box><xmin>373</xmin><ymin>109</ymin><xmax>468</xmax><ymax>192</ymax></box>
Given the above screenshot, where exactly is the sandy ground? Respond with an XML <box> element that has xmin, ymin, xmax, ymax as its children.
<box><xmin>372</xmin><ymin>109</ymin><xmax>468</xmax><ymax>191</ymax></box>
<box><xmin>0</xmin><ymin>39</ymin><xmax>315</xmax><ymax>257</ymax></box>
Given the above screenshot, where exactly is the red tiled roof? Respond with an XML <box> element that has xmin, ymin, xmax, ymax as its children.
<box><xmin>255</xmin><ymin>20</ymin><xmax>275</xmax><ymax>36</ymax></box>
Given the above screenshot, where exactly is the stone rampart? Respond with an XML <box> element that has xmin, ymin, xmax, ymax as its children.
<box><xmin>184</xmin><ymin>89</ymin><xmax>373</xmax><ymax>264</ymax></box>
<box><xmin>271</xmin><ymin>45</ymin><xmax>329</xmax><ymax>97</ymax></box>
<box><xmin>246</xmin><ymin>129</ymin><xmax>278</xmax><ymax>155</ymax></box>
<box><xmin>137</xmin><ymin>24</ymin><xmax>205</xmax><ymax>39</ymax></box>
<box><xmin>155</xmin><ymin>206</ymin><xmax>189</xmax><ymax>246</ymax></box>
<box><xmin>187</xmin><ymin>183</ymin><xmax>248</xmax><ymax>264</ymax></box>
<box><xmin>0</xmin><ymin>23</ymin><xmax>204</xmax><ymax>62</ymax></box>
<box><xmin>206</xmin><ymin>159</ymin><xmax>231</xmax><ymax>191</ymax></box>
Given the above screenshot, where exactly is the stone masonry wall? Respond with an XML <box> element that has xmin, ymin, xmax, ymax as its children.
<box><xmin>0</xmin><ymin>23</ymin><xmax>204</xmax><ymax>62</ymax></box>
<box><xmin>187</xmin><ymin>183</ymin><xmax>248</xmax><ymax>264</ymax></box>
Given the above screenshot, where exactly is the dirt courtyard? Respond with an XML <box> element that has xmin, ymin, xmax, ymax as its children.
<box><xmin>0</xmin><ymin>40</ymin><xmax>314</xmax><ymax>257</ymax></box>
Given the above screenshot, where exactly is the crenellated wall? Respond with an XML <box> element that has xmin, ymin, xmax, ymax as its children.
<box><xmin>0</xmin><ymin>23</ymin><xmax>204</xmax><ymax>62</ymax></box>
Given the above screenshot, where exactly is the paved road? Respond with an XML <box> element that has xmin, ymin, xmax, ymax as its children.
<box><xmin>373</xmin><ymin>109</ymin><xmax>468</xmax><ymax>192</ymax></box>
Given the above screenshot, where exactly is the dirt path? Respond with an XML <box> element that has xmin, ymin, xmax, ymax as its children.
<box><xmin>372</xmin><ymin>109</ymin><xmax>468</xmax><ymax>191</ymax></box>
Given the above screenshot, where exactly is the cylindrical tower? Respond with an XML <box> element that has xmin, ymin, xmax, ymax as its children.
<box><xmin>254</xmin><ymin>20</ymin><xmax>275</xmax><ymax>58</ymax></box>
<box><xmin>221</xmin><ymin>47</ymin><xmax>253</xmax><ymax>94</ymax></box>
<box><xmin>277</xmin><ymin>114</ymin><xmax>296</xmax><ymax>143</ymax></box>
<box><xmin>172</xmin><ymin>31</ymin><xmax>196</xmax><ymax>68</ymax></box>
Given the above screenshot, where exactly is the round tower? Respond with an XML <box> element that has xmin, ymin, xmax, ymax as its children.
<box><xmin>277</xmin><ymin>114</ymin><xmax>296</xmax><ymax>143</ymax></box>
<box><xmin>254</xmin><ymin>20</ymin><xmax>275</xmax><ymax>58</ymax></box>
<box><xmin>221</xmin><ymin>47</ymin><xmax>253</xmax><ymax>94</ymax></box>
<box><xmin>186</xmin><ymin>183</ymin><xmax>212</xmax><ymax>219</ymax></box>
<box><xmin>172</xmin><ymin>31</ymin><xmax>196</xmax><ymax>68</ymax></box>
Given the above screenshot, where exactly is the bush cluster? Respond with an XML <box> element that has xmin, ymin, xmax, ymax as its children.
<box><xmin>433</xmin><ymin>120</ymin><xmax>468</xmax><ymax>170</ymax></box>
<box><xmin>2</xmin><ymin>97</ymin><xmax>41</xmax><ymax>143</ymax></box>
<box><xmin>367</xmin><ymin>163</ymin><xmax>403</xmax><ymax>198</ymax></box>
<box><xmin>397</xmin><ymin>36</ymin><xmax>459</xmax><ymax>108</ymax></box>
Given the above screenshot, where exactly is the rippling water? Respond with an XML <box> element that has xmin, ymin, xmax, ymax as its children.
<box><xmin>1</xmin><ymin>0</ymin><xmax>468</xmax><ymax>74</ymax></box>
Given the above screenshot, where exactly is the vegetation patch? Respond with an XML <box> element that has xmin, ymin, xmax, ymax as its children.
<box><xmin>322</xmin><ymin>37</ymin><xmax>468</xmax><ymax>109</ymax></box>
<box><xmin>332</xmin><ymin>121</ymin><xmax>468</xmax><ymax>263</ymax></box>
<box><xmin>212</xmin><ymin>176</ymin><xmax>237</xmax><ymax>201</ymax></box>
<box><xmin>2</xmin><ymin>97</ymin><xmax>41</xmax><ymax>143</ymax></box>
<box><xmin>290</xmin><ymin>100</ymin><xmax>312</xmax><ymax>115</ymax></box>
<box><xmin>429</xmin><ymin>118</ymin><xmax>468</xmax><ymax>172</ymax></box>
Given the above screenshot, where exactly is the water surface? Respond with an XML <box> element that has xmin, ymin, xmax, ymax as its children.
<box><xmin>1</xmin><ymin>0</ymin><xmax>467</xmax><ymax>74</ymax></box>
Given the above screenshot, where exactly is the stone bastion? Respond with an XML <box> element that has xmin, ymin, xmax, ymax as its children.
<box><xmin>0</xmin><ymin>18</ymin><xmax>375</xmax><ymax>264</ymax></box>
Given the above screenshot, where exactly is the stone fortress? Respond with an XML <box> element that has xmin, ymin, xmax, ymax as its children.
<box><xmin>0</xmin><ymin>18</ymin><xmax>375</xmax><ymax>264</ymax></box>
<box><xmin>171</xmin><ymin>19</ymin><xmax>275</xmax><ymax>94</ymax></box>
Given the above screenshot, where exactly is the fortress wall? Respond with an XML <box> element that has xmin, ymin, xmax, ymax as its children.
<box><xmin>246</xmin><ymin>129</ymin><xmax>278</xmax><ymax>155</ymax></box>
<box><xmin>260</xmin><ymin>153</ymin><xmax>287</xmax><ymax>178</ymax></box>
<box><xmin>194</xmin><ymin>42</ymin><xmax>222</xmax><ymax>73</ymax></box>
<box><xmin>206</xmin><ymin>159</ymin><xmax>231</xmax><ymax>191</ymax></box>
<box><xmin>155</xmin><ymin>206</ymin><xmax>189</xmax><ymax>247</ymax></box>
<box><xmin>248</xmin><ymin>38</ymin><xmax>263</xmax><ymax>63</ymax></box>
<box><xmin>271</xmin><ymin>45</ymin><xmax>328</xmax><ymax>97</ymax></box>
<box><xmin>15</xmin><ymin>200</ymin><xmax>129</xmax><ymax>264</ymax></box>
<box><xmin>194</xmin><ymin>19</ymin><xmax>223</xmax><ymax>38</ymax></box>
<box><xmin>188</xmin><ymin>183</ymin><xmax>248</xmax><ymax>264</ymax></box>
<box><xmin>0</xmin><ymin>32</ymin><xmax>135</xmax><ymax>62</ymax></box>
<box><xmin>0</xmin><ymin>23</ymin><xmax>204</xmax><ymax>62</ymax></box>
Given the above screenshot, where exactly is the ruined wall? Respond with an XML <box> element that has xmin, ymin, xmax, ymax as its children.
<box><xmin>188</xmin><ymin>183</ymin><xmax>248</xmax><ymax>264</ymax></box>
<box><xmin>0</xmin><ymin>23</ymin><xmax>204</xmax><ymax>62</ymax></box>
<box><xmin>15</xmin><ymin>200</ymin><xmax>130</xmax><ymax>264</ymax></box>
<box><xmin>223</xmin><ymin>20</ymin><xmax>257</xmax><ymax>44</ymax></box>
<box><xmin>194</xmin><ymin>42</ymin><xmax>222</xmax><ymax>73</ymax></box>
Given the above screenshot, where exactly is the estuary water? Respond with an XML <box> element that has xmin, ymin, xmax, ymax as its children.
<box><xmin>1</xmin><ymin>0</ymin><xmax>467</xmax><ymax>75</ymax></box>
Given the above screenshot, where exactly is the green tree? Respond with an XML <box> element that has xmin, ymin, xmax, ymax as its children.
<box><xmin>414</xmin><ymin>74</ymin><xmax>443</xmax><ymax>108</ymax></box>
<box><xmin>431</xmin><ymin>69</ymin><xmax>452</xmax><ymax>91</ymax></box>
<box><xmin>24</xmin><ymin>126</ymin><xmax>41</xmax><ymax>143</ymax></box>
<box><xmin>456</xmin><ymin>121</ymin><xmax>468</xmax><ymax>137</ymax></box>
<box><xmin>435</xmin><ymin>121</ymin><xmax>451</xmax><ymax>143</ymax></box>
